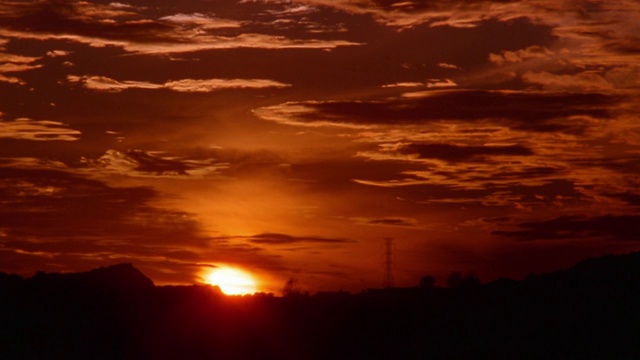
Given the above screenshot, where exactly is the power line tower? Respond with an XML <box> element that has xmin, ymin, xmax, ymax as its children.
<box><xmin>383</xmin><ymin>237</ymin><xmax>394</xmax><ymax>288</ymax></box>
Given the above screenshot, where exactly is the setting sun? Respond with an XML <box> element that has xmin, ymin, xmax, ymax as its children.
<box><xmin>205</xmin><ymin>267</ymin><xmax>258</xmax><ymax>295</ymax></box>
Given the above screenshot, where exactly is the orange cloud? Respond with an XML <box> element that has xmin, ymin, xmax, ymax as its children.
<box><xmin>0</xmin><ymin>28</ymin><xmax>360</xmax><ymax>54</ymax></box>
<box><xmin>67</xmin><ymin>75</ymin><xmax>291</xmax><ymax>92</ymax></box>
<box><xmin>0</xmin><ymin>50</ymin><xmax>41</xmax><ymax>84</ymax></box>
<box><xmin>159</xmin><ymin>13</ymin><xmax>242</xmax><ymax>29</ymax></box>
<box><xmin>84</xmin><ymin>150</ymin><xmax>227</xmax><ymax>178</ymax></box>
<box><xmin>488</xmin><ymin>46</ymin><xmax>552</xmax><ymax>66</ymax></box>
<box><xmin>0</xmin><ymin>117</ymin><xmax>81</xmax><ymax>141</ymax></box>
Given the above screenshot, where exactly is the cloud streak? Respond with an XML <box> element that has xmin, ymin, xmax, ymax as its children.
<box><xmin>84</xmin><ymin>150</ymin><xmax>227</xmax><ymax>178</ymax></box>
<box><xmin>248</xmin><ymin>233</ymin><xmax>353</xmax><ymax>245</ymax></box>
<box><xmin>0</xmin><ymin>117</ymin><xmax>81</xmax><ymax>141</ymax></box>
<box><xmin>494</xmin><ymin>214</ymin><xmax>640</xmax><ymax>242</ymax></box>
<box><xmin>398</xmin><ymin>143</ymin><xmax>534</xmax><ymax>162</ymax></box>
<box><xmin>0</xmin><ymin>0</ymin><xmax>362</xmax><ymax>56</ymax></box>
<box><xmin>255</xmin><ymin>90</ymin><xmax>615</xmax><ymax>128</ymax></box>
<box><xmin>67</xmin><ymin>75</ymin><xmax>291</xmax><ymax>92</ymax></box>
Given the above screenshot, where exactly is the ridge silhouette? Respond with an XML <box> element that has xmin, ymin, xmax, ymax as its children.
<box><xmin>1</xmin><ymin>252</ymin><xmax>639</xmax><ymax>359</ymax></box>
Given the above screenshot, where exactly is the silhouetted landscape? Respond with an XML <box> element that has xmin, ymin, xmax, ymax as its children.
<box><xmin>1</xmin><ymin>252</ymin><xmax>639</xmax><ymax>359</ymax></box>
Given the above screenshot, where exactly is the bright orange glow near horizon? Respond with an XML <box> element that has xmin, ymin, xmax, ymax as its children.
<box><xmin>204</xmin><ymin>266</ymin><xmax>258</xmax><ymax>295</ymax></box>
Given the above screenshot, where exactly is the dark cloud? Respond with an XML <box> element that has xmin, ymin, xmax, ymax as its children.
<box><xmin>0</xmin><ymin>117</ymin><xmax>81</xmax><ymax>141</ymax></box>
<box><xmin>0</xmin><ymin>166</ymin><xmax>199</xmax><ymax>240</ymax></box>
<box><xmin>608</xmin><ymin>192</ymin><xmax>640</xmax><ymax>207</ymax></box>
<box><xmin>399</xmin><ymin>143</ymin><xmax>533</xmax><ymax>162</ymax></box>
<box><xmin>0</xmin><ymin>163</ymin><xmax>289</xmax><ymax>283</ymax></box>
<box><xmin>365</xmin><ymin>218</ymin><xmax>417</xmax><ymax>227</ymax></box>
<box><xmin>257</xmin><ymin>90</ymin><xmax>615</xmax><ymax>129</ymax></box>
<box><xmin>248</xmin><ymin>233</ymin><xmax>353</xmax><ymax>245</ymax></box>
<box><xmin>494</xmin><ymin>214</ymin><xmax>640</xmax><ymax>241</ymax></box>
<box><xmin>88</xmin><ymin>149</ymin><xmax>225</xmax><ymax>177</ymax></box>
<box><xmin>0</xmin><ymin>0</ymin><xmax>361</xmax><ymax>55</ymax></box>
<box><xmin>124</xmin><ymin>150</ymin><xmax>188</xmax><ymax>175</ymax></box>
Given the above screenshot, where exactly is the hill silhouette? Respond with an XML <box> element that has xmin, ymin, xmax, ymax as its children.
<box><xmin>1</xmin><ymin>253</ymin><xmax>639</xmax><ymax>359</ymax></box>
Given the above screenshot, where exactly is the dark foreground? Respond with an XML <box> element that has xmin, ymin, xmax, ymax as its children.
<box><xmin>2</xmin><ymin>252</ymin><xmax>640</xmax><ymax>359</ymax></box>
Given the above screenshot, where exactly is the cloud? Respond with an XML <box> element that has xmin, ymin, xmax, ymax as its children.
<box><xmin>66</xmin><ymin>75</ymin><xmax>159</xmax><ymax>92</ymax></box>
<box><xmin>0</xmin><ymin>52</ymin><xmax>41</xmax><ymax>65</ymax></box>
<box><xmin>464</xmin><ymin>2</ymin><xmax>640</xmax><ymax>91</ymax></box>
<box><xmin>438</xmin><ymin>62</ymin><xmax>460</xmax><ymax>70</ymax></box>
<box><xmin>284</xmin><ymin>0</ymin><xmax>531</xmax><ymax>28</ymax></box>
<box><xmin>0</xmin><ymin>63</ymin><xmax>42</xmax><ymax>73</ymax></box>
<box><xmin>0</xmin><ymin>165</ymin><xmax>195</xmax><ymax>241</ymax></box>
<box><xmin>382</xmin><ymin>79</ymin><xmax>457</xmax><ymax>89</ymax></box>
<box><xmin>397</xmin><ymin>143</ymin><xmax>533</xmax><ymax>162</ymax></box>
<box><xmin>0</xmin><ymin>0</ymin><xmax>362</xmax><ymax>55</ymax></box>
<box><xmin>46</xmin><ymin>50</ymin><xmax>71</xmax><ymax>57</ymax></box>
<box><xmin>361</xmin><ymin>217</ymin><xmax>418</xmax><ymax>227</ymax></box>
<box><xmin>266</xmin><ymin>4</ymin><xmax>318</xmax><ymax>16</ymax></box>
<box><xmin>488</xmin><ymin>45</ymin><xmax>552</xmax><ymax>65</ymax></box>
<box><xmin>294</xmin><ymin>0</ymin><xmax>640</xmax><ymax>41</ymax></box>
<box><xmin>1</xmin><ymin>0</ymin><xmax>140</xmax><ymax>24</ymax></box>
<box><xmin>0</xmin><ymin>74</ymin><xmax>24</xmax><ymax>85</ymax></box>
<box><xmin>352</xmin><ymin>163</ymin><xmax>564</xmax><ymax>190</ymax></box>
<box><xmin>67</xmin><ymin>75</ymin><xmax>291</xmax><ymax>92</ymax></box>
<box><xmin>494</xmin><ymin>214</ymin><xmax>640</xmax><ymax>241</ymax></box>
<box><xmin>0</xmin><ymin>50</ymin><xmax>42</xmax><ymax>85</ymax></box>
<box><xmin>118</xmin><ymin>32</ymin><xmax>360</xmax><ymax>54</ymax></box>
<box><xmin>164</xmin><ymin>78</ymin><xmax>291</xmax><ymax>92</ymax></box>
<box><xmin>382</xmin><ymin>82</ymin><xmax>425</xmax><ymax>88</ymax></box>
<box><xmin>522</xmin><ymin>70</ymin><xmax>640</xmax><ymax>92</ymax></box>
<box><xmin>247</xmin><ymin>233</ymin><xmax>353</xmax><ymax>245</ymax></box>
<box><xmin>0</xmin><ymin>161</ymin><xmax>284</xmax><ymax>282</ymax></box>
<box><xmin>159</xmin><ymin>13</ymin><xmax>242</xmax><ymax>29</ymax></box>
<box><xmin>607</xmin><ymin>192</ymin><xmax>640</xmax><ymax>208</ymax></box>
<box><xmin>255</xmin><ymin>90</ymin><xmax>615</xmax><ymax>128</ymax></box>
<box><xmin>0</xmin><ymin>117</ymin><xmax>81</xmax><ymax>141</ymax></box>
<box><xmin>85</xmin><ymin>150</ymin><xmax>227</xmax><ymax>178</ymax></box>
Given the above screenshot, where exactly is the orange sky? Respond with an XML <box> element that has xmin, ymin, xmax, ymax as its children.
<box><xmin>1</xmin><ymin>0</ymin><xmax>640</xmax><ymax>293</ymax></box>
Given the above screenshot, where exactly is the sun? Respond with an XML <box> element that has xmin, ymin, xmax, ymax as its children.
<box><xmin>205</xmin><ymin>266</ymin><xmax>258</xmax><ymax>295</ymax></box>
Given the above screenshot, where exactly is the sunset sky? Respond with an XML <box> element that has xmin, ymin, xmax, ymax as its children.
<box><xmin>1</xmin><ymin>0</ymin><xmax>640</xmax><ymax>293</ymax></box>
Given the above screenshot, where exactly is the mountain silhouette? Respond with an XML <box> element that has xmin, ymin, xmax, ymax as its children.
<box><xmin>1</xmin><ymin>253</ymin><xmax>639</xmax><ymax>359</ymax></box>
<box><xmin>29</xmin><ymin>263</ymin><xmax>155</xmax><ymax>290</ymax></box>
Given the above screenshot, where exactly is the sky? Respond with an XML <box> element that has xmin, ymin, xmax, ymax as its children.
<box><xmin>1</xmin><ymin>0</ymin><xmax>640</xmax><ymax>293</ymax></box>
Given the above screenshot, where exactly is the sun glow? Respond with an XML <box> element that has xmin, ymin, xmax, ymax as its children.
<box><xmin>205</xmin><ymin>266</ymin><xmax>258</xmax><ymax>295</ymax></box>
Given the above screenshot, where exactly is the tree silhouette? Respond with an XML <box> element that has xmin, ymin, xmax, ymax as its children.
<box><xmin>446</xmin><ymin>271</ymin><xmax>480</xmax><ymax>289</ymax></box>
<box><xmin>418</xmin><ymin>275</ymin><xmax>436</xmax><ymax>289</ymax></box>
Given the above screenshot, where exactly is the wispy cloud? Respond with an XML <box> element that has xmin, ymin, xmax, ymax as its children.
<box><xmin>255</xmin><ymin>90</ymin><xmax>615</xmax><ymax>128</ymax></box>
<box><xmin>358</xmin><ymin>217</ymin><xmax>419</xmax><ymax>227</ymax></box>
<box><xmin>0</xmin><ymin>117</ymin><xmax>81</xmax><ymax>141</ymax></box>
<box><xmin>0</xmin><ymin>74</ymin><xmax>24</xmax><ymax>84</ymax></box>
<box><xmin>67</xmin><ymin>75</ymin><xmax>291</xmax><ymax>92</ymax></box>
<box><xmin>494</xmin><ymin>214</ymin><xmax>640</xmax><ymax>241</ymax></box>
<box><xmin>83</xmin><ymin>150</ymin><xmax>227</xmax><ymax>178</ymax></box>
<box><xmin>159</xmin><ymin>13</ymin><xmax>242</xmax><ymax>29</ymax></box>
<box><xmin>382</xmin><ymin>79</ymin><xmax>457</xmax><ymax>89</ymax></box>
<box><xmin>397</xmin><ymin>143</ymin><xmax>533</xmax><ymax>162</ymax></box>
<box><xmin>247</xmin><ymin>233</ymin><xmax>353</xmax><ymax>245</ymax></box>
<box><xmin>0</xmin><ymin>0</ymin><xmax>362</xmax><ymax>56</ymax></box>
<box><xmin>0</xmin><ymin>50</ymin><xmax>42</xmax><ymax>85</ymax></box>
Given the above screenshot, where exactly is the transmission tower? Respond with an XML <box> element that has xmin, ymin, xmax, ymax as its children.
<box><xmin>383</xmin><ymin>237</ymin><xmax>394</xmax><ymax>288</ymax></box>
